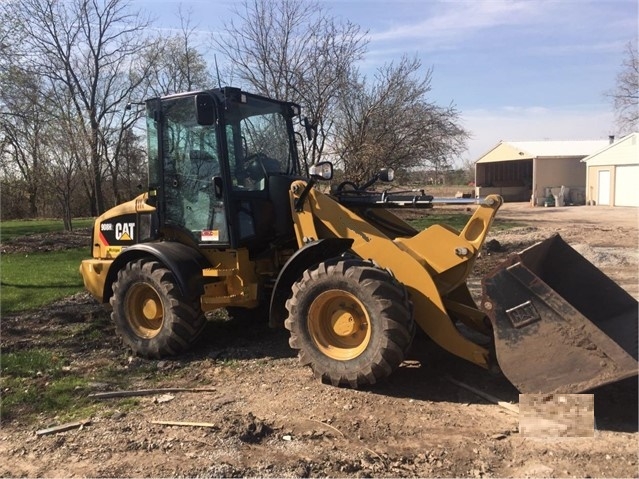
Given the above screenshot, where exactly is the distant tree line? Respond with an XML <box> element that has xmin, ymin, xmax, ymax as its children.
<box><xmin>214</xmin><ymin>0</ymin><xmax>469</xmax><ymax>184</ymax></box>
<box><xmin>607</xmin><ymin>41</ymin><xmax>638</xmax><ymax>135</ymax></box>
<box><xmin>0</xmin><ymin>0</ymin><xmax>212</xmax><ymax>226</ymax></box>
<box><xmin>24</xmin><ymin>0</ymin><xmax>636</xmax><ymax>226</ymax></box>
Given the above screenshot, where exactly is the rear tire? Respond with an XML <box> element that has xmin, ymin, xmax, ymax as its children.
<box><xmin>110</xmin><ymin>258</ymin><xmax>206</xmax><ymax>358</ymax></box>
<box><xmin>285</xmin><ymin>258</ymin><xmax>413</xmax><ymax>387</ymax></box>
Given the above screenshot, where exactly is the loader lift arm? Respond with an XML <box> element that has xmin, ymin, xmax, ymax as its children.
<box><xmin>288</xmin><ymin>175</ymin><xmax>638</xmax><ymax>393</ymax></box>
<box><xmin>288</xmin><ymin>178</ymin><xmax>503</xmax><ymax>371</ymax></box>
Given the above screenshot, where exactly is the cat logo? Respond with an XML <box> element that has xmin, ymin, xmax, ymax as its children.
<box><xmin>115</xmin><ymin>222</ymin><xmax>135</xmax><ymax>241</ymax></box>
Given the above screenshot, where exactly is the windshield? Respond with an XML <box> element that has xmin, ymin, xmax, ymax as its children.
<box><xmin>225</xmin><ymin>96</ymin><xmax>298</xmax><ymax>191</ymax></box>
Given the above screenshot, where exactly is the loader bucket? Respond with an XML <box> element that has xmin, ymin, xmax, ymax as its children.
<box><xmin>481</xmin><ymin>234</ymin><xmax>638</xmax><ymax>394</ymax></box>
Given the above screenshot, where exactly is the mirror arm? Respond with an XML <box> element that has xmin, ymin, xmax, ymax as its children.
<box><xmin>295</xmin><ymin>179</ymin><xmax>317</xmax><ymax>212</ymax></box>
<box><xmin>294</xmin><ymin>131</ymin><xmax>309</xmax><ymax>176</ymax></box>
<box><xmin>359</xmin><ymin>174</ymin><xmax>380</xmax><ymax>191</ymax></box>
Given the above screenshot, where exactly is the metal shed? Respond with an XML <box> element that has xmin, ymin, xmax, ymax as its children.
<box><xmin>474</xmin><ymin>140</ymin><xmax>609</xmax><ymax>205</ymax></box>
<box><xmin>582</xmin><ymin>133</ymin><xmax>639</xmax><ymax>207</ymax></box>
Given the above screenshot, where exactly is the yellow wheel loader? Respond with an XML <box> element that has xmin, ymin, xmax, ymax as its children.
<box><xmin>80</xmin><ymin>87</ymin><xmax>638</xmax><ymax>394</ymax></box>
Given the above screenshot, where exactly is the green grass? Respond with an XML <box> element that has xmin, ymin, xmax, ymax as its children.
<box><xmin>0</xmin><ymin>347</ymin><xmax>157</xmax><ymax>422</ymax></box>
<box><xmin>0</xmin><ymin>349</ymin><xmax>88</xmax><ymax>417</ymax></box>
<box><xmin>0</xmin><ymin>248</ymin><xmax>87</xmax><ymax>313</ymax></box>
<box><xmin>0</xmin><ymin>349</ymin><xmax>99</xmax><ymax>421</ymax></box>
<box><xmin>408</xmin><ymin>212</ymin><xmax>523</xmax><ymax>232</ymax></box>
<box><xmin>0</xmin><ymin>216</ymin><xmax>179</xmax><ymax>423</ymax></box>
<box><xmin>1</xmin><ymin>349</ymin><xmax>66</xmax><ymax>377</ymax></box>
<box><xmin>0</xmin><ymin>218</ymin><xmax>94</xmax><ymax>242</ymax></box>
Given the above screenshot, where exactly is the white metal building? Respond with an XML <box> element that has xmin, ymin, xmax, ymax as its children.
<box><xmin>475</xmin><ymin>139</ymin><xmax>609</xmax><ymax>205</ymax></box>
<box><xmin>582</xmin><ymin>133</ymin><xmax>639</xmax><ymax>207</ymax></box>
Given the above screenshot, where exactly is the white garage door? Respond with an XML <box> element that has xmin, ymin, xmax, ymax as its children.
<box><xmin>615</xmin><ymin>165</ymin><xmax>639</xmax><ymax>206</ymax></box>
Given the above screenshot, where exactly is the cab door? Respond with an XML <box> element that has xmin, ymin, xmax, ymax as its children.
<box><xmin>159</xmin><ymin>96</ymin><xmax>229</xmax><ymax>245</ymax></box>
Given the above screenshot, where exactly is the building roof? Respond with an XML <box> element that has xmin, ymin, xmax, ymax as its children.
<box><xmin>581</xmin><ymin>132</ymin><xmax>638</xmax><ymax>165</ymax></box>
<box><xmin>507</xmin><ymin>140</ymin><xmax>610</xmax><ymax>157</ymax></box>
<box><xmin>476</xmin><ymin>139</ymin><xmax>610</xmax><ymax>164</ymax></box>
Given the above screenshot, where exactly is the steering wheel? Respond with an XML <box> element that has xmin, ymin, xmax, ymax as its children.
<box><xmin>245</xmin><ymin>152</ymin><xmax>270</xmax><ymax>163</ymax></box>
<box><xmin>244</xmin><ymin>153</ymin><xmax>281</xmax><ymax>181</ymax></box>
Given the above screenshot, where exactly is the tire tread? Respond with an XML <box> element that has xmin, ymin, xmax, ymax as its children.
<box><xmin>285</xmin><ymin>258</ymin><xmax>414</xmax><ymax>388</ymax></box>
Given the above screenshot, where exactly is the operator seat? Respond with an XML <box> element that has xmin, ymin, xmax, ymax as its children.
<box><xmin>183</xmin><ymin>149</ymin><xmax>223</xmax><ymax>234</ymax></box>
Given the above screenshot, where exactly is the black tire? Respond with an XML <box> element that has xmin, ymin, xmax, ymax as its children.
<box><xmin>284</xmin><ymin>258</ymin><xmax>414</xmax><ymax>387</ymax></box>
<box><xmin>110</xmin><ymin>258</ymin><xmax>206</xmax><ymax>358</ymax></box>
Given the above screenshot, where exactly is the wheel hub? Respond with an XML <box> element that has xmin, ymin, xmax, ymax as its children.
<box><xmin>126</xmin><ymin>283</ymin><xmax>164</xmax><ymax>339</ymax></box>
<box><xmin>308</xmin><ymin>290</ymin><xmax>371</xmax><ymax>360</ymax></box>
<box><xmin>142</xmin><ymin>298</ymin><xmax>161</xmax><ymax>321</ymax></box>
<box><xmin>331</xmin><ymin>309</ymin><xmax>362</xmax><ymax>337</ymax></box>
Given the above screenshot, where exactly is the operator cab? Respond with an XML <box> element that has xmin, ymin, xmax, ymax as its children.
<box><xmin>145</xmin><ymin>87</ymin><xmax>302</xmax><ymax>253</ymax></box>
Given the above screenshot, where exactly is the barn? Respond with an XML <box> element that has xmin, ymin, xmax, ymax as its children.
<box><xmin>474</xmin><ymin>139</ymin><xmax>609</xmax><ymax>205</ymax></box>
<box><xmin>582</xmin><ymin>133</ymin><xmax>639</xmax><ymax>207</ymax></box>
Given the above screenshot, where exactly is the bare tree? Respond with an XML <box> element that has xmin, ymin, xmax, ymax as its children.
<box><xmin>214</xmin><ymin>0</ymin><xmax>367</xmax><ymax>169</ymax></box>
<box><xmin>44</xmin><ymin>92</ymin><xmax>86</xmax><ymax>230</ymax></box>
<box><xmin>609</xmin><ymin>41</ymin><xmax>638</xmax><ymax>134</ymax></box>
<box><xmin>145</xmin><ymin>7</ymin><xmax>212</xmax><ymax>97</ymax></box>
<box><xmin>9</xmin><ymin>0</ymin><xmax>155</xmax><ymax>217</ymax></box>
<box><xmin>0</xmin><ymin>6</ymin><xmax>47</xmax><ymax>218</ymax></box>
<box><xmin>0</xmin><ymin>64</ymin><xmax>86</xmax><ymax>224</ymax></box>
<box><xmin>0</xmin><ymin>5</ymin><xmax>23</xmax><ymax>66</ymax></box>
<box><xmin>0</xmin><ymin>67</ymin><xmax>49</xmax><ymax>217</ymax></box>
<box><xmin>334</xmin><ymin>56</ymin><xmax>468</xmax><ymax>183</ymax></box>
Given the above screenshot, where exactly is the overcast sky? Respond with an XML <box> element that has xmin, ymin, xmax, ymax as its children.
<box><xmin>139</xmin><ymin>0</ymin><xmax>637</xmax><ymax>164</ymax></box>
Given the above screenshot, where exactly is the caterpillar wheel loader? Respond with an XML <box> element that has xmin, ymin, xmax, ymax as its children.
<box><xmin>80</xmin><ymin>87</ymin><xmax>638</xmax><ymax>394</ymax></box>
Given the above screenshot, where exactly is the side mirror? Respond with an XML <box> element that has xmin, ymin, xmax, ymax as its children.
<box><xmin>295</xmin><ymin>161</ymin><xmax>333</xmax><ymax>212</ymax></box>
<box><xmin>379</xmin><ymin>168</ymin><xmax>394</xmax><ymax>182</ymax></box>
<box><xmin>195</xmin><ymin>93</ymin><xmax>216</xmax><ymax>125</ymax></box>
<box><xmin>358</xmin><ymin>167</ymin><xmax>395</xmax><ymax>191</ymax></box>
<box><xmin>309</xmin><ymin>161</ymin><xmax>333</xmax><ymax>180</ymax></box>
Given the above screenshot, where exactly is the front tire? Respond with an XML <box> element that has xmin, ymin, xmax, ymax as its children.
<box><xmin>285</xmin><ymin>258</ymin><xmax>413</xmax><ymax>387</ymax></box>
<box><xmin>110</xmin><ymin>258</ymin><xmax>206</xmax><ymax>358</ymax></box>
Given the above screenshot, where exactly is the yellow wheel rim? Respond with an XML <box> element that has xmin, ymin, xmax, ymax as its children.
<box><xmin>126</xmin><ymin>283</ymin><xmax>164</xmax><ymax>338</ymax></box>
<box><xmin>307</xmin><ymin>290</ymin><xmax>371</xmax><ymax>360</ymax></box>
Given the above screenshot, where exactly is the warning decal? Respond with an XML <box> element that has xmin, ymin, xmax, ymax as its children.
<box><xmin>201</xmin><ymin>230</ymin><xmax>220</xmax><ymax>242</ymax></box>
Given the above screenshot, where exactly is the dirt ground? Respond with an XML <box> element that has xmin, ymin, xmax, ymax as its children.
<box><xmin>1</xmin><ymin>202</ymin><xmax>638</xmax><ymax>478</ymax></box>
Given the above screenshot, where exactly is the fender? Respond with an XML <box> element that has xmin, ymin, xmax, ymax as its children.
<box><xmin>269</xmin><ymin>237</ymin><xmax>354</xmax><ymax>328</ymax></box>
<box><xmin>104</xmin><ymin>242</ymin><xmax>210</xmax><ymax>303</ymax></box>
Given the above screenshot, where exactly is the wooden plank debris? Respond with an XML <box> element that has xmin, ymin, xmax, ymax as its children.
<box><xmin>88</xmin><ymin>387</ymin><xmax>216</xmax><ymax>399</ymax></box>
<box><xmin>446</xmin><ymin>377</ymin><xmax>519</xmax><ymax>416</ymax></box>
<box><xmin>151</xmin><ymin>420</ymin><xmax>217</xmax><ymax>428</ymax></box>
<box><xmin>36</xmin><ymin>420</ymin><xmax>91</xmax><ymax>436</ymax></box>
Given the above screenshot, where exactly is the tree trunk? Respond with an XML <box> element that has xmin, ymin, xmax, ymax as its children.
<box><xmin>28</xmin><ymin>188</ymin><xmax>38</xmax><ymax>218</ymax></box>
<box><xmin>91</xmin><ymin>128</ymin><xmax>106</xmax><ymax>215</ymax></box>
<box><xmin>57</xmin><ymin>191</ymin><xmax>73</xmax><ymax>231</ymax></box>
